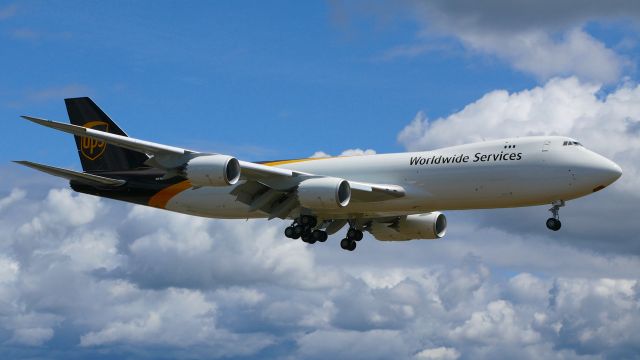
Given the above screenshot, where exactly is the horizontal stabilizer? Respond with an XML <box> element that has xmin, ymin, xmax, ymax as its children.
<box><xmin>21</xmin><ymin>116</ymin><xmax>192</xmax><ymax>157</ymax></box>
<box><xmin>14</xmin><ymin>161</ymin><xmax>126</xmax><ymax>186</ymax></box>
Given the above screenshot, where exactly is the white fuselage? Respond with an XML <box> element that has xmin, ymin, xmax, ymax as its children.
<box><xmin>165</xmin><ymin>136</ymin><xmax>622</xmax><ymax>220</ymax></box>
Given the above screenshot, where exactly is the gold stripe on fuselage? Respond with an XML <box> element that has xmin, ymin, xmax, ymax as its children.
<box><xmin>261</xmin><ymin>156</ymin><xmax>338</xmax><ymax>167</ymax></box>
<box><xmin>148</xmin><ymin>180</ymin><xmax>193</xmax><ymax>208</ymax></box>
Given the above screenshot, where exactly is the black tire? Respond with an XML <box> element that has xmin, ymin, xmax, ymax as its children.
<box><xmin>320</xmin><ymin>231</ymin><xmax>328</xmax><ymax>242</ymax></box>
<box><xmin>354</xmin><ymin>230</ymin><xmax>363</xmax><ymax>241</ymax></box>
<box><xmin>340</xmin><ymin>238</ymin><xmax>351</xmax><ymax>250</ymax></box>
<box><xmin>554</xmin><ymin>220</ymin><xmax>562</xmax><ymax>231</ymax></box>
<box><xmin>301</xmin><ymin>232</ymin><xmax>315</xmax><ymax>244</ymax></box>
<box><xmin>347</xmin><ymin>228</ymin><xmax>358</xmax><ymax>240</ymax></box>
<box><xmin>546</xmin><ymin>218</ymin><xmax>561</xmax><ymax>231</ymax></box>
<box><xmin>293</xmin><ymin>225</ymin><xmax>304</xmax><ymax>237</ymax></box>
<box><xmin>312</xmin><ymin>230</ymin><xmax>326</xmax><ymax>242</ymax></box>
<box><xmin>284</xmin><ymin>226</ymin><xmax>294</xmax><ymax>238</ymax></box>
<box><xmin>348</xmin><ymin>241</ymin><xmax>356</xmax><ymax>251</ymax></box>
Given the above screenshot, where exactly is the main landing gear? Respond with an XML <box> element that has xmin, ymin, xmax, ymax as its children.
<box><xmin>546</xmin><ymin>200</ymin><xmax>565</xmax><ymax>231</ymax></box>
<box><xmin>284</xmin><ymin>215</ymin><xmax>328</xmax><ymax>244</ymax></box>
<box><xmin>340</xmin><ymin>227</ymin><xmax>363</xmax><ymax>252</ymax></box>
<box><xmin>284</xmin><ymin>216</ymin><xmax>364</xmax><ymax>251</ymax></box>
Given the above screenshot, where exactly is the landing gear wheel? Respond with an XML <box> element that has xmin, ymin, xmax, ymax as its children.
<box><xmin>547</xmin><ymin>200</ymin><xmax>565</xmax><ymax>231</ymax></box>
<box><xmin>312</xmin><ymin>230</ymin><xmax>327</xmax><ymax>242</ymax></box>
<box><xmin>340</xmin><ymin>238</ymin><xmax>356</xmax><ymax>251</ymax></box>
<box><xmin>546</xmin><ymin>218</ymin><xmax>561</xmax><ymax>231</ymax></box>
<box><xmin>293</xmin><ymin>225</ymin><xmax>304</xmax><ymax>238</ymax></box>
<box><xmin>284</xmin><ymin>226</ymin><xmax>295</xmax><ymax>238</ymax></box>
<box><xmin>302</xmin><ymin>232</ymin><xmax>316</xmax><ymax>244</ymax></box>
<box><xmin>348</xmin><ymin>241</ymin><xmax>356</xmax><ymax>251</ymax></box>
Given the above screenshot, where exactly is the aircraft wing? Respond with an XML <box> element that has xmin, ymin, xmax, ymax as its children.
<box><xmin>23</xmin><ymin>115</ymin><xmax>405</xmax><ymax>218</ymax></box>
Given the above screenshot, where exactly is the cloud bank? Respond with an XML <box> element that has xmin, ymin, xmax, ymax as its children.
<box><xmin>1</xmin><ymin>155</ymin><xmax>638</xmax><ymax>359</ymax></box>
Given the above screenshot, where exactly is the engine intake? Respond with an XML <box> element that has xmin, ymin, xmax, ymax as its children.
<box><xmin>370</xmin><ymin>212</ymin><xmax>447</xmax><ymax>241</ymax></box>
<box><xmin>183</xmin><ymin>155</ymin><xmax>241</xmax><ymax>186</ymax></box>
<box><xmin>297</xmin><ymin>177</ymin><xmax>351</xmax><ymax>209</ymax></box>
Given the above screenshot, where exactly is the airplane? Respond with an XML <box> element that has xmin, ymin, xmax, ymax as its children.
<box><xmin>16</xmin><ymin>98</ymin><xmax>622</xmax><ymax>251</ymax></box>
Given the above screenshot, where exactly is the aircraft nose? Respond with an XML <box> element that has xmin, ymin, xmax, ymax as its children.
<box><xmin>591</xmin><ymin>156</ymin><xmax>622</xmax><ymax>189</ymax></box>
<box><xmin>600</xmin><ymin>158</ymin><xmax>622</xmax><ymax>183</ymax></box>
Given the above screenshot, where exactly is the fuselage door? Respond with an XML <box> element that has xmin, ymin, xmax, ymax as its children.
<box><xmin>542</xmin><ymin>140</ymin><xmax>551</xmax><ymax>152</ymax></box>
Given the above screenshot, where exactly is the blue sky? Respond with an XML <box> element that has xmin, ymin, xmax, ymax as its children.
<box><xmin>1</xmin><ymin>1</ymin><xmax>538</xmax><ymax>163</ymax></box>
<box><xmin>1</xmin><ymin>1</ymin><xmax>640</xmax><ymax>359</ymax></box>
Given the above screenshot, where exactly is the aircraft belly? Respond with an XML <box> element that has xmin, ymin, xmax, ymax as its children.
<box><xmin>164</xmin><ymin>186</ymin><xmax>261</xmax><ymax>218</ymax></box>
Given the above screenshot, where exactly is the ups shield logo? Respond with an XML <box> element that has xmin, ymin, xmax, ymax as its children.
<box><xmin>80</xmin><ymin>121</ymin><xmax>108</xmax><ymax>160</ymax></box>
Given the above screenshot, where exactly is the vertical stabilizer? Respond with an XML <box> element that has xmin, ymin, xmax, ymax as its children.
<box><xmin>64</xmin><ymin>97</ymin><xmax>148</xmax><ymax>172</ymax></box>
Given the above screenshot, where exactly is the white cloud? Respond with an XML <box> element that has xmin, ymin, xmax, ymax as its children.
<box><xmin>418</xmin><ymin>0</ymin><xmax>640</xmax><ymax>82</ymax></box>
<box><xmin>310</xmin><ymin>148</ymin><xmax>377</xmax><ymax>158</ymax></box>
<box><xmin>450</xmin><ymin>300</ymin><xmax>540</xmax><ymax>345</ymax></box>
<box><xmin>398</xmin><ymin>77</ymin><xmax>640</xmax><ymax>193</ymax></box>
<box><xmin>0</xmin><ymin>184</ymin><xmax>636</xmax><ymax>358</ymax></box>
<box><xmin>58</xmin><ymin>230</ymin><xmax>122</xmax><ymax>271</ymax></box>
<box><xmin>0</xmin><ymin>188</ymin><xmax>25</xmax><ymax>211</ymax></box>
<box><xmin>120</xmin><ymin>205</ymin><xmax>342</xmax><ymax>290</ymax></box>
<box><xmin>415</xmin><ymin>346</ymin><xmax>460</xmax><ymax>360</ymax></box>
<box><xmin>310</xmin><ymin>150</ymin><xmax>331</xmax><ymax>158</ymax></box>
<box><xmin>80</xmin><ymin>288</ymin><xmax>216</xmax><ymax>347</ymax></box>
<box><xmin>16</xmin><ymin>188</ymin><xmax>104</xmax><ymax>248</ymax></box>
<box><xmin>507</xmin><ymin>273</ymin><xmax>549</xmax><ymax>304</ymax></box>
<box><xmin>296</xmin><ymin>329</ymin><xmax>408</xmax><ymax>360</ymax></box>
<box><xmin>340</xmin><ymin>148</ymin><xmax>377</xmax><ymax>156</ymax></box>
<box><xmin>416</xmin><ymin>0</ymin><xmax>639</xmax><ymax>82</ymax></box>
<box><xmin>0</xmin><ymin>256</ymin><xmax>19</xmax><ymax>283</ymax></box>
<box><xmin>452</xmin><ymin>27</ymin><xmax>625</xmax><ymax>83</ymax></box>
<box><xmin>10</xmin><ymin>327</ymin><xmax>54</xmax><ymax>346</ymax></box>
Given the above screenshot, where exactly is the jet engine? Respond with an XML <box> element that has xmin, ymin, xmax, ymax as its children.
<box><xmin>370</xmin><ymin>212</ymin><xmax>447</xmax><ymax>241</ymax></box>
<box><xmin>297</xmin><ymin>177</ymin><xmax>351</xmax><ymax>209</ymax></box>
<box><xmin>183</xmin><ymin>155</ymin><xmax>241</xmax><ymax>186</ymax></box>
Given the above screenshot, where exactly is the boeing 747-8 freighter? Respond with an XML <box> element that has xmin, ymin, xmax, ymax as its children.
<box><xmin>16</xmin><ymin>98</ymin><xmax>622</xmax><ymax>251</ymax></box>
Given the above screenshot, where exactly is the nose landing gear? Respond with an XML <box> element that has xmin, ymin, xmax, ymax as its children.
<box><xmin>546</xmin><ymin>200</ymin><xmax>565</xmax><ymax>231</ymax></box>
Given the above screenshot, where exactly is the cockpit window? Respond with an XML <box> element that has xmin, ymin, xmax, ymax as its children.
<box><xmin>563</xmin><ymin>141</ymin><xmax>582</xmax><ymax>147</ymax></box>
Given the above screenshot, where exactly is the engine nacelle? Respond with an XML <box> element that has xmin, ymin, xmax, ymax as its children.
<box><xmin>297</xmin><ymin>177</ymin><xmax>351</xmax><ymax>210</ymax></box>
<box><xmin>183</xmin><ymin>155</ymin><xmax>241</xmax><ymax>186</ymax></box>
<box><xmin>370</xmin><ymin>212</ymin><xmax>447</xmax><ymax>241</ymax></box>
